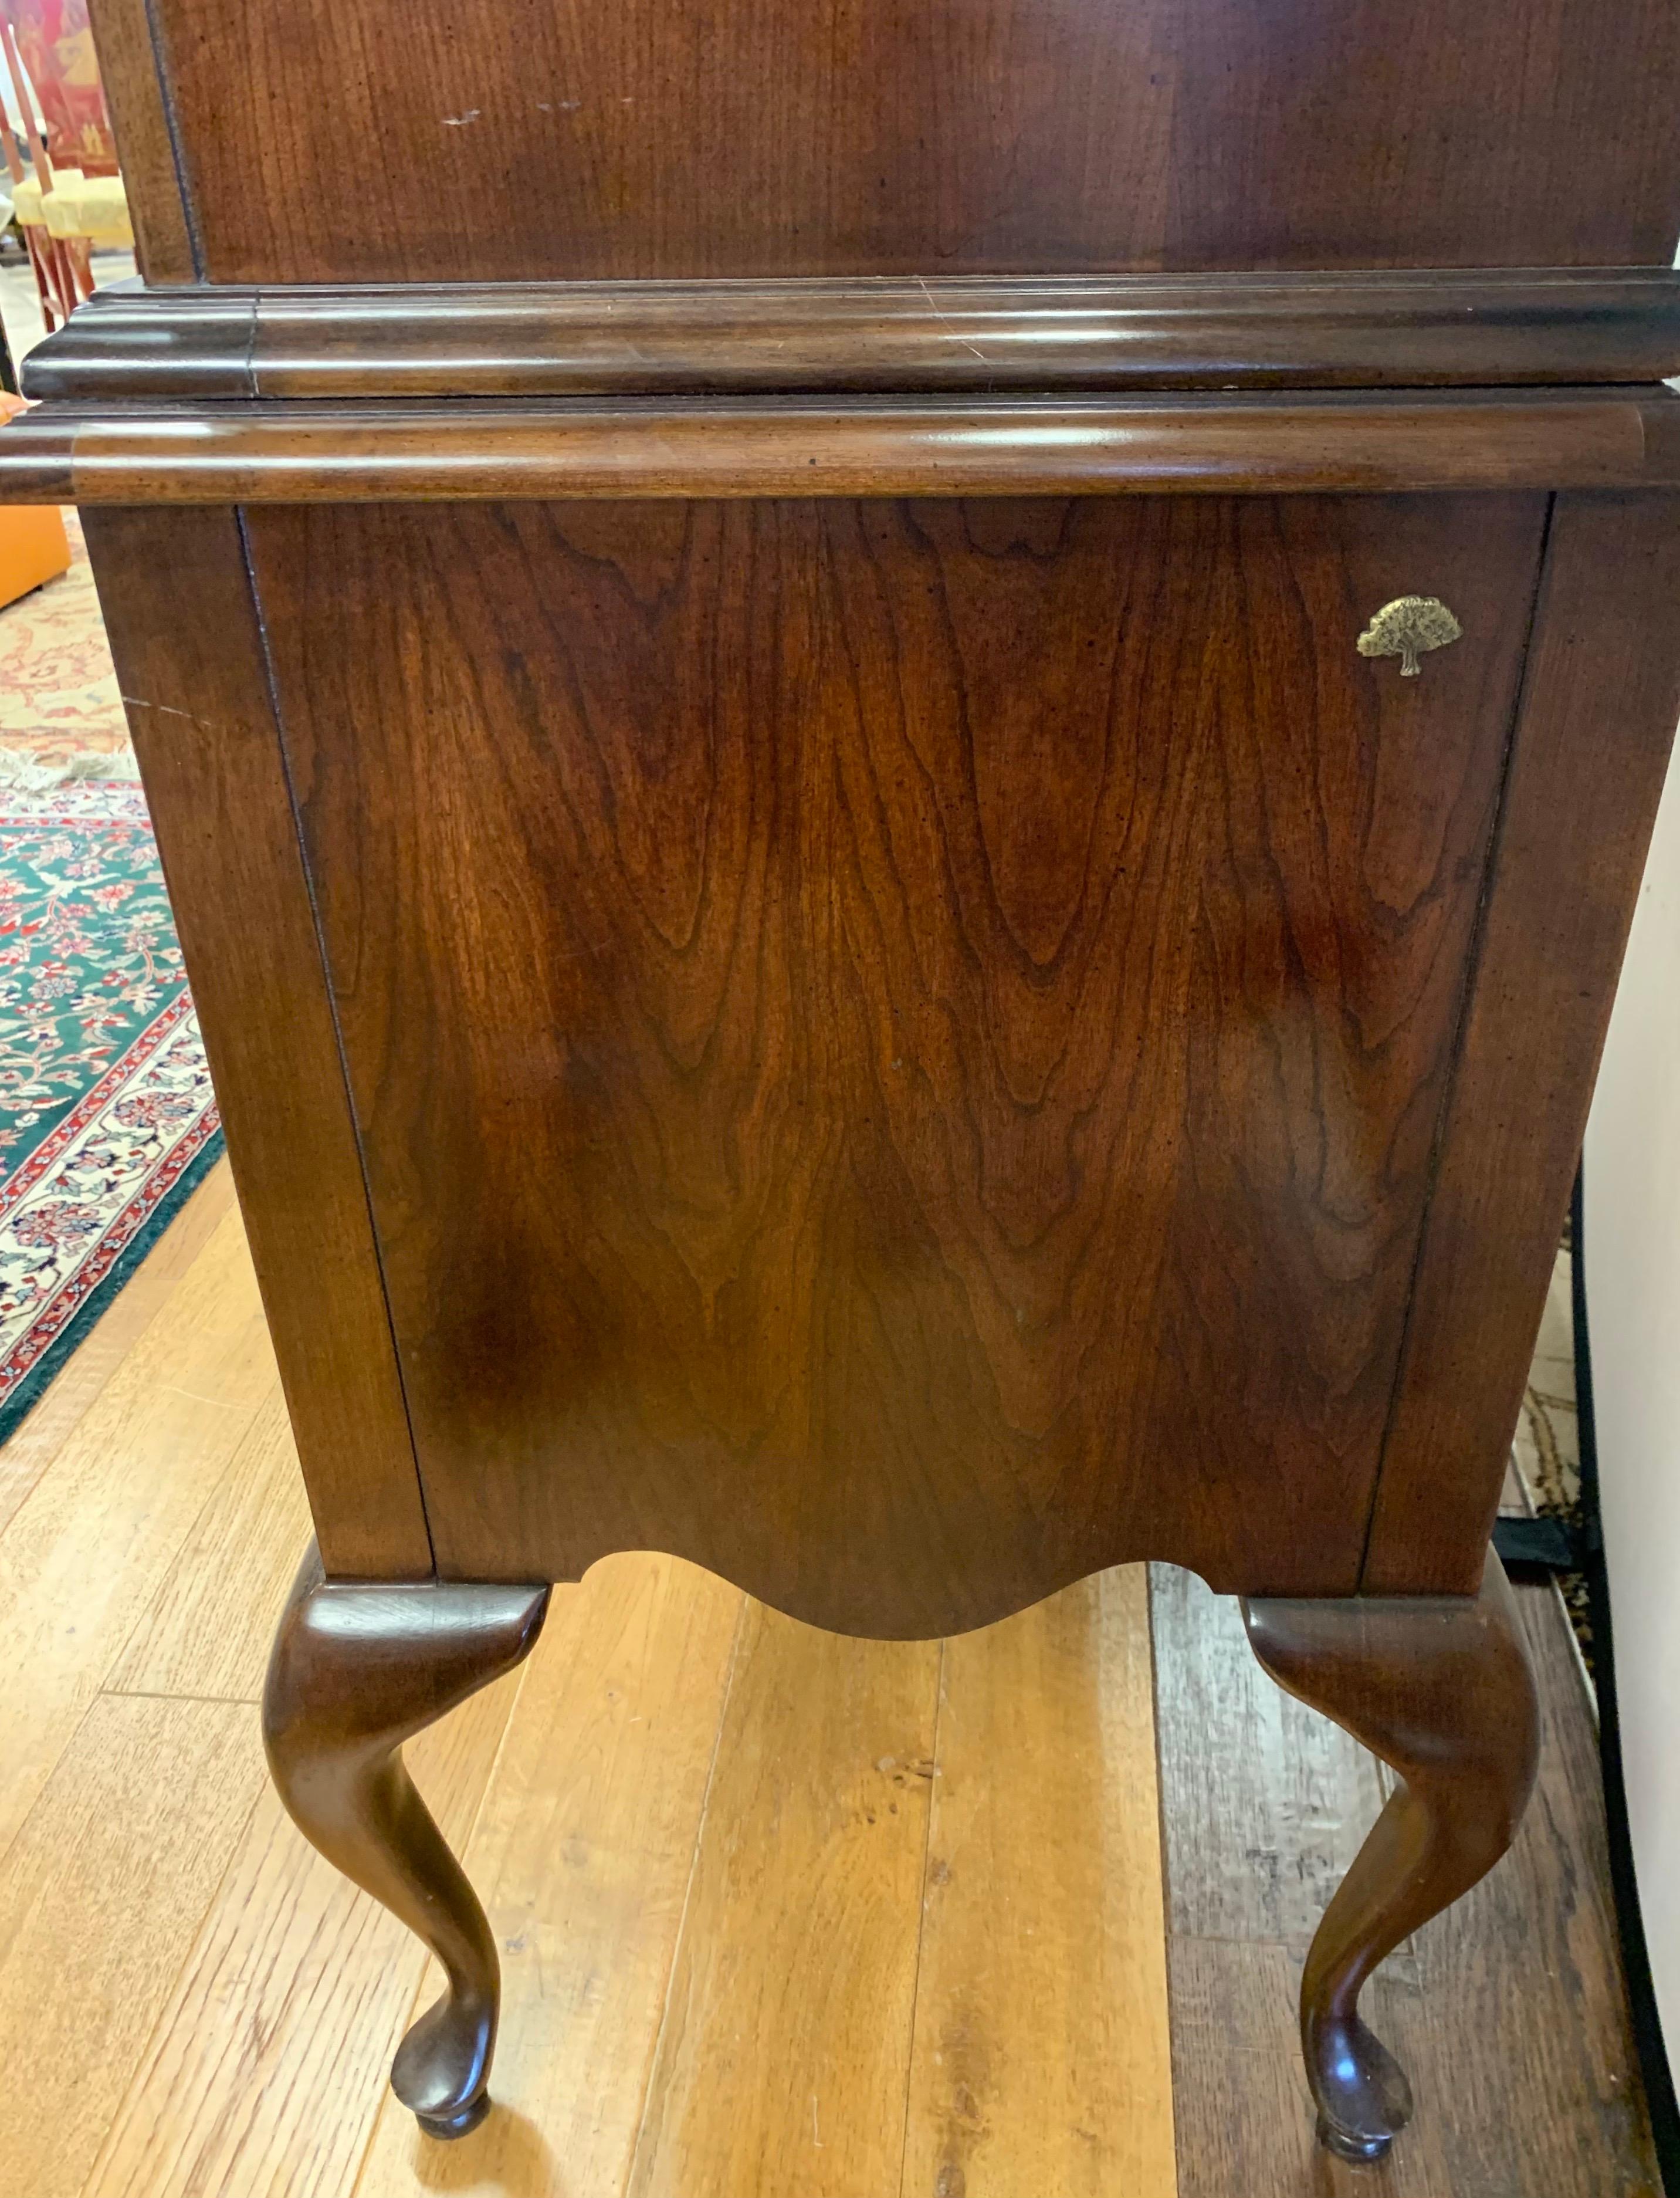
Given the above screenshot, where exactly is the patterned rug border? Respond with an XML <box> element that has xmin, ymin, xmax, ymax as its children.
<box><xmin>0</xmin><ymin>1124</ymin><xmax>225</xmax><ymax>1448</ymax></box>
<box><xmin>0</xmin><ymin>783</ymin><xmax>153</xmax><ymax>824</ymax></box>
<box><xmin>0</xmin><ymin>776</ymin><xmax>226</xmax><ymax>1447</ymax></box>
<box><xmin>0</xmin><ymin>990</ymin><xmax>199</xmax><ymax>1222</ymax></box>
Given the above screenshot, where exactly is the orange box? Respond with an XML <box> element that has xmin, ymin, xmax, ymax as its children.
<box><xmin>0</xmin><ymin>394</ymin><xmax>71</xmax><ymax>609</ymax></box>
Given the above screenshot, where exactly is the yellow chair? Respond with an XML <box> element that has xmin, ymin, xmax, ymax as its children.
<box><xmin>1</xmin><ymin>8</ymin><xmax>130</xmax><ymax>327</ymax></box>
<box><xmin>37</xmin><ymin>167</ymin><xmax>133</xmax><ymax>251</ymax></box>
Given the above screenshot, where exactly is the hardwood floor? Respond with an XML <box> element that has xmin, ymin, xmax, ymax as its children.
<box><xmin>0</xmin><ymin>1162</ymin><xmax>1656</xmax><ymax>2195</ymax></box>
<box><xmin>1154</xmin><ymin>1567</ymin><xmax>1660</xmax><ymax>2197</ymax></box>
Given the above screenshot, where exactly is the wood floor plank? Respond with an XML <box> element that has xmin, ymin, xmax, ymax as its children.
<box><xmin>1149</xmin><ymin>1563</ymin><xmax>1391</xmax><ymax>1949</ymax></box>
<box><xmin>902</xmin><ymin>1566</ymin><xmax>1176</xmax><ymax>2198</ymax></box>
<box><xmin>79</xmin><ymin>1665</ymin><xmax>526</xmax><ymax>2198</ymax></box>
<box><xmin>0</xmin><ymin>1159</ymin><xmax>238</xmax><ymax>1540</ymax></box>
<box><xmin>0</xmin><ymin>1274</ymin><xmax>178</xmax><ymax>1537</ymax></box>
<box><xmin>0</xmin><ymin>1161</ymin><xmax>1643</xmax><ymax>2198</ymax></box>
<box><xmin>1153</xmin><ymin>1563</ymin><xmax>1450</xmax><ymax>2196</ymax></box>
<box><xmin>107</xmin><ymin>1386</ymin><xmax>311</xmax><ymax>1703</ymax></box>
<box><xmin>0</xmin><ymin>1691</ymin><xmax>264</xmax><ymax>2198</ymax></box>
<box><xmin>625</xmin><ymin>1602</ymin><xmax>941</xmax><ymax>2198</ymax></box>
<box><xmin>0</xmin><ymin>1208</ymin><xmax>276</xmax><ymax>1861</ymax></box>
<box><xmin>1153</xmin><ymin>1564</ymin><xmax>1661</xmax><ymax>2196</ymax></box>
<box><xmin>353</xmin><ymin>1553</ymin><xmax>743</xmax><ymax>2198</ymax></box>
<box><xmin>1398</xmin><ymin>1583</ymin><xmax>1661</xmax><ymax>2197</ymax></box>
<box><xmin>1167</xmin><ymin>1936</ymin><xmax>1447</xmax><ymax>2198</ymax></box>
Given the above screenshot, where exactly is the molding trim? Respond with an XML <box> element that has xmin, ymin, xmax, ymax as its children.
<box><xmin>25</xmin><ymin>268</ymin><xmax>1680</xmax><ymax>403</ymax></box>
<box><xmin>4</xmin><ymin>388</ymin><xmax>1676</xmax><ymax>503</ymax></box>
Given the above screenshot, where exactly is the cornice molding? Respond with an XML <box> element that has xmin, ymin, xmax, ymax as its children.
<box><xmin>4</xmin><ymin>388</ymin><xmax>1676</xmax><ymax>503</ymax></box>
<box><xmin>23</xmin><ymin>268</ymin><xmax>1680</xmax><ymax>404</ymax></box>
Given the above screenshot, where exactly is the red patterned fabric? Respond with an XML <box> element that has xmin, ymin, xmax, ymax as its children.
<box><xmin>3</xmin><ymin>0</ymin><xmax>117</xmax><ymax>173</ymax></box>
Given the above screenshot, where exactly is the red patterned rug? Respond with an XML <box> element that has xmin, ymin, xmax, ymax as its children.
<box><xmin>0</xmin><ymin>521</ymin><xmax>221</xmax><ymax>1439</ymax></box>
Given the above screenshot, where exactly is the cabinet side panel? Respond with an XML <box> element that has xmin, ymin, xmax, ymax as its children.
<box><xmin>145</xmin><ymin>0</ymin><xmax>1680</xmax><ymax>283</ymax></box>
<box><xmin>83</xmin><ymin>506</ymin><xmax>432</xmax><ymax>1579</ymax></box>
<box><xmin>248</xmin><ymin>494</ymin><xmax>1542</xmax><ymax>1629</ymax></box>
<box><xmin>86</xmin><ymin>0</ymin><xmax>198</xmax><ymax>283</ymax></box>
<box><xmin>1364</xmin><ymin>493</ymin><xmax>1680</xmax><ymax>1594</ymax></box>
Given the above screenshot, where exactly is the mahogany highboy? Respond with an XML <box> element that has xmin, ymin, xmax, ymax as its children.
<box><xmin>5</xmin><ymin>0</ymin><xmax>1680</xmax><ymax>2163</ymax></box>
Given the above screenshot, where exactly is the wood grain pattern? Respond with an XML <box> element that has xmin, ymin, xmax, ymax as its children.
<box><xmin>83</xmin><ymin>505</ymin><xmax>431</xmax><ymax>1582</ymax></box>
<box><xmin>354</xmin><ymin>1554</ymin><xmax>742</xmax><ymax>2197</ymax></box>
<box><xmin>26</xmin><ymin>270</ymin><xmax>1680</xmax><ymax>401</ymax></box>
<box><xmin>1242</xmin><ymin>1556</ymin><xmax>1541</xmax><ymax>2161</ymax></box>
<box><xmin>147</xmin><ymin>0</ymin><xmax>1680</xmax><ymax>283</ymax></box>
<box><xmin>1365</xmin><ymin>493</ymin><xmax>1680</xmax><ymax>1593</ymax></box>
<box><xmin>1167</xmin><ymin>1936</ymin><xmax>1450</xmax><ymax>2198</ymax></box>
<box><xmin>82</xmin><ymin>1669</ymin><xmax>527</xmax><ymax>2198</ymax></box>
<box><xmin>1149</xmin><ymin>1565</ymin><xmax>1392</xmax><ymax>1952</ymax></box>
<box><xmin>7</xmin><ymin>390</ymin><xmax>1676</xmax><ymax>505</ymax></box>
<box><xmin>84</xmin><ymin>0</ymin><xmax>198</xmax><ymax>282</ymax></box>
<box><xmin>23</xmin><ymin>286</ymin><xmax>256</xmax><ymax>401</ymax></box>
<box><xmin>0</xmin><ymin>1158</ymin><xmax>235</xmax><ymax>1543</ymax></box>
<box><xmin>108</xmin><ymin>1387</ymin><xmax>311</xmax><ymax>1703</ymax></box>
<box><xmin>0</xmin><ymin>1208</ymin><xmax>273</xmax><ymax>1862</ymax></box>
<box><xmin>260</xmin><ymin>1553</ymin><xmax>551</xmax><ymax>2138</ymax></box>
<box><xmin>1398</xmin><ymin>1581</ymin><xmax>1664</xmax><ymax>2194</ymax></box>
<box><xmin>901</xmin><ymin>1565</ymin><xmax>1175</xmax><ymax>2198</ymax></box>
<box><xmin>248</xmin><ymin>492</ymin><xmax>1544</xmax><ymax>1626</ymax></box>
<box><xmin>0</xmin><ymin>1174</ymin><xmax>1651</xmax><ymax>2195</ymax></box>
<box><xmin>1155</xmin><ymin>1568</ymin><xmax>1662</xmax><ymax>2194</ymax></box>
<box><xmin>0</xmin><ymin>422</ymin><xmax>73</xmax><ymax>500</ymax></box>
<box><xmin>625</xmin><ymin>1602</ymin><xmax>939</xmax><ymax>2198</ymax></box>
<box><xmin>0</xmin><ymin>1695</ymin><xmax>264</xmax><ymax>2198</ymax></box>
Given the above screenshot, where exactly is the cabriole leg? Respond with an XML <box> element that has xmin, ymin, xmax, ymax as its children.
<box><xmin>1241</xmin><ymin>1552</ymin><xmax>1539</xmax><ymax>2163</ymax></box>
<box><xmin>262</xmin><ymin>1543</ymin><xmax>550</xmax><ymax>2138</ymax></box>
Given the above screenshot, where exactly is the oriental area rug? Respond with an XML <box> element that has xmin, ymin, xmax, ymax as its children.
<box><xmin>0</xmin><ymin>513</ymin><xmax>222</xmax><ymax>1441</ymax></box>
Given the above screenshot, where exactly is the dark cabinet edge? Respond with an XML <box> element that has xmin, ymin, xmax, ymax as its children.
<box><xmin>1361</xmin><ymin>492</ymin><xmax>1680</xmax><ymax>1593</ymax></box>
<box><xmin>22</xmin><ymin>267</ymin><xmax>1680</xmax><ymax>403</ymax></box>
<box><xmin>82</xmin><ymin>505</ymin><xmax>435</xmax><ymax>1578</ymax></box>
<box><xmin>4</xmin><ymin>386</ymin><xmax>1677</xmax><ymax>503</ymax></box>
<box><xmin>84</xmin><ymin>0</ymin><xmax>199</xmax><ymax>282</ymax></box>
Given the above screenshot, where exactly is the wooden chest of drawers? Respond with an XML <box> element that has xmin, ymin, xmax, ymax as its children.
<box><xmin>5</xmin><ymin>0</ymin><xmax>1679</xmax><ymax>2159</ymax></box>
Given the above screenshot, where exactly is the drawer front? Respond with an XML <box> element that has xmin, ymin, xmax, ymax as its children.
<box><xmin>245</xmin><ymin>493</ymin><xmax>1546</xmax><ymax>1630</ymax></box>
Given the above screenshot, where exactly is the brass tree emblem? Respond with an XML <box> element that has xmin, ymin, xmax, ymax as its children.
<box><xmin>1357</xmin><ymin>596</ymin><xmax>1463</xmax><ymax>678</ymax></box>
